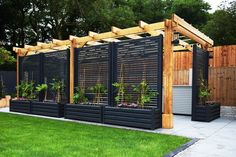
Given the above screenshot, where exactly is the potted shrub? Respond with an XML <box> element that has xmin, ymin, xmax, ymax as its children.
<box><xmin>104</xmin><ymin>64</ymin><xmax>162</xmax><ymax>130</ymax></box>
<box><xmin>65</xmin><ymin>68</ymin><xmax>106</xmax><ymax>123</ymax></box>
<box><xmin>30</xmin><ymin>79</ymin><xmax>65</xmax><ymax>118</ymax></box>
<box><xmin>10</xmin><ymin>80</ymin><xmax>35</xmax><ymax>113</ymax></box>
<box><xmin>193</xmin><ymin>75</ymin><xmax>220</xmax><ymax>122</ymax></box>
<box><xmin>35</xmin><ymin>83</ymin><xmax>48</xmax><ymax>102</ymax></box>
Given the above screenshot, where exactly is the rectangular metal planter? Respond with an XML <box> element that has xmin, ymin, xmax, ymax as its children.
<box><xmin>104</xmin><ymin>106</ymin><xmax>162</xmax><ymax>130</ymax></box>
<box><xmin>193</xmin><ymin>103</ymin><xmax>220</xmax><ymax>122</ymax></box>
<box><xmin>64</xmin><ymin>104</ymin><xmax>104</xmax><ymax>123</ymax></box>
<box><xmin>31</xmin><ymin>101</ymin><xmax>64</xmax><ymax>118</ymax></box>
<box><xmin>10</xmin><ymin>100</ymin><xmax>31</xmax><ymax>114</ymax></box>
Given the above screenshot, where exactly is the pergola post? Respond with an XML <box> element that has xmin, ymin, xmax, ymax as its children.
<box><xmin>69</xmin><ymin>39</ymin><xmax>76</xmax><ymax>103</ymax></box>
<box><xmin>162</xmin><ymin>19</ymin><xmax>174</xmax><ymax>129</ymax></box>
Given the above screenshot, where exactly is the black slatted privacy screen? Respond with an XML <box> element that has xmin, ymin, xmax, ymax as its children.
<box><xmin>75</xmin><ymin>44</ymin><xmax>109</xmax><ymax>104</ymax></box>
<box><xmin>192</xmin><ymin>45</ymin><xmax>209</xmax><ymax>117</ymax></box>
<box><xmin>44</xmin><ymin>50</ymin><xmax>69</xmax><ymax>102</ymax></box>
<box><xmin>19</xmin><ymin>50</ymin><xmax>69</xmax><ymax>102</ymax></box>
<box><xmin>114</xmin><ymin>35</ymin><xmax>163</xmax><ymax>108</ymax></box>
<box><xmin>19</xmin><ymin>54</ymin><xmax>40</xmax><ymax>85</ymax></box>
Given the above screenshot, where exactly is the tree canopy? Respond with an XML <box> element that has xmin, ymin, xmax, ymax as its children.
<box><xmin>202</xmin><ymin>1</ymin><xmax>236</xmax><ymax>45</ymax></box>
<box><xmin>0</xmin><ymin>0</ymin><xmax>235</xmax><ymax>70</ymax></box>
<box><xmin>0</xmin><ymin>47</ymin><xmax>16</xmax><ymax>70</ymax></box>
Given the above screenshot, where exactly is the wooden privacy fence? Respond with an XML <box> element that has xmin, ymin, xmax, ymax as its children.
<box><xmin>209</xmin><ymin>45</ymin><xmax>236</xmax><ymax>67</ymax></box>
<box><xmin>209</xmin><ymin>67</ymin><xmax>236</xmax><ymax>106</ymax></box>
<box><xmin>173</xmin><ymin>52</ymin><xmax>192</xmax><ymax>70</ymax></box>
<box><xmin>173</xmin><ymin>45</ymin><xmax>236</xmax><ymax>106</ymax></box>
<box><xmin>173</xmin><ymin>70</ymin><xmax>190</xmax><ymax>85</ymax></box>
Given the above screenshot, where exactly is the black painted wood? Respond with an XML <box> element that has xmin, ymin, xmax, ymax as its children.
<box><xmin>192</xmin><ymin>45</ymin><xmax>210</xmax><ymax>120</ymax></box>
<box><xmin>31</xmin><ymin>101</ymin><xmax>64</xmax><ymax>117</ymax></box>
<box><xmin>193</xmin><ymin>103</ymin><xmax>220</xmax><ymax>122</ymax></box>
<box><xmin>113</xmin><ymin>36</ymin><xmax>163</xmax><ymax>108</ymax></box>
<box><xmin>74</xmin><ymin>44</ymin><xmax>110</xmax><ymax>104</ymax></box>
<box><xmin>104</xmin><ymin>106</ymin><xmax>161</xmax><ymax>130</ymax></box>
<box><xmin>64</xmin><ymin>104</ymin><xmax>104</xmax><ymax>123</ymax></box>
<box><xmin>10</xmin><ymin>100</ymin><xmax>31</xmax><ymax>113</ymax></box>
<box><xmin>19</xmin><ymin>50</ymin><xmax>69</xmax><ymax>103</ymax></box>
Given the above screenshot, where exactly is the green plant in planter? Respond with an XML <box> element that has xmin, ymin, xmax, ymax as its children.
<box><xmin>73</xmin><ymin>87</ymin><xmax>88</xmax><ymax>104</ymax></box>
<box><xmin>113</xmin><ymin>82</ymin><xmax>126</xmax><ymax>104</ymax></box>
<box><xmin>90</xmin><ymin>83</ymin><xmax>107</xmax><ymax>104</ymax></box>
<box><xmin>113</xmin><ymin>63</ymin><xmax>129</xmax><ymax>104</ymax></box>
<box><xmin>35</xmin><ymin>84</ymin><xmax>48</xmax><ymax>101</ymax></box>
<box><xmin>198</xmin><ymin>77</ymin><xmax>211</xmax><ymax>105</ymax></box>
<box><xmin>125</xmin><ymin>94</ymin><xmax>132</xmax><ymax>104</ymax></box>
<box><xmin>16</xmin><ymin>80</ymin><xmax>35</xmax><ymax>100</ymax></box>
<box><xmin>132</xmin><ymin>80</ymin><xmax>158</xmax><ymax>108</ymax></box>
<box><xmin>50</xmin><ymin>79</ymin><xmax>64</xmax><ymax>103</ymax></box>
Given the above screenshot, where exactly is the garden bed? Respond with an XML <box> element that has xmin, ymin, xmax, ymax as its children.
<box><xmin>31</xmin><ymin>101</ymin><xmax>64</xmax><ymax>118</ymax></box>
<box><xmin>10</xmin><ymin>100</ymin><xmax>31</xmax><ymax>114</ymax></box>
<box><xmin>104</xmin><ymin>106</ymin><xmax>162</xmax><ymax>130</ymax></box>
<box><xmin>64</xmin><ymin>104</ymin><xmax>105</xmax><ymax>123</ymax></box>
<box><xmin>193</xmin><ymin>103</ymin><xmax>220</xmax><ymax>122</ymax></box>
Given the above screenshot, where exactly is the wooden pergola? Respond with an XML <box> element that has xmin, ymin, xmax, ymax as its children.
<box><xmin>13</xmin><ymin>14</ymin><xmax>214</xmax><ymax>129</ymax></box>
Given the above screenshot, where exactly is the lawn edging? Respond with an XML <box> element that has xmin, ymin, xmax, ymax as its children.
<box><xmin>164</xmin><ymin>138</ymin><xmax>199</xmax><ymax>157</ymax></box>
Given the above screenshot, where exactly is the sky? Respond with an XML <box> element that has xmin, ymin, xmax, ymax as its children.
<box><xmin>205</xmin><ymin>0</ymin><xmax>234</xmax><ymax>13</ymax></box>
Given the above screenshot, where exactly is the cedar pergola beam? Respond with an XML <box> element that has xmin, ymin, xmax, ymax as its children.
<box><xmin>14</xmin><ymin>14</ymin><xmax>213</xmax><ymax>55</ymax></box>
<box><xmin>173</xmin><ymin>45</ymin><xmax>190</xmax><ymax>51</ymax></box>
<box><xmin>89</xmin><ymin>31</ymin><xmax>120</xmax><ymax>43</ymax></box>
<box><xmin>172</xmin><ymin>14</ymin><xmax>213</xmax><ymax>48</ymax></box>
<box><xmin>102</xmin><ymin>38</ymin><xmax>120</xmax><ymax>42</ymax></box>
<box><xmin>174</xmin><ymin>25</ymin><xmax>208</xmax><ymax>49</ymax></box>
<box><xmin>140</xmin><ymin>21</ymin><xmax>192</xmax><ymax>51</ymax></box>
<box><xmin>87</xmin><ymin>41</ymin><xmax>103</xmax><ymax>45</ymax></box>
<box><xmin>52</xmin><ymin>39</ymin><xmax>71</xmax><ymax>46</ymax></box>
<box><xmin>112</xmin><ymin>27</ymin><xmax>143</xmax><ymax>39</ymax></box>
<box><xmin>178</xmin><ymin>40</ymin><xmax>193</xmax><ymax>51</ymax></box>
<box><xmin>125</xmin><ymin>34</ymin><xmax>142</xmax><ymax>39</ymax></box>
<box><xmin>13</xmin><ymin>39</ymin><xmax>70</xmax><ymax>56</ymax></box>
<box><xmin>87</xmin><ymin>29</ymin><xmax>191</xmax><ymax>51</ymax></box>
<box><xmin>71</xmin><ymin>21</ymin><xmax>165</xmax><ymax>45</ymax></box>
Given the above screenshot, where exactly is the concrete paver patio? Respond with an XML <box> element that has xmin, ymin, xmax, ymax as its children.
<box><xmin>156</xmin><ymin>116</ymin><xmax>236</xmax><ymax>157</ymax></box>
<box><xmin>1</xmin><ymin>107</ymin><xmax>235</xmax><ymax>157</ymax></box>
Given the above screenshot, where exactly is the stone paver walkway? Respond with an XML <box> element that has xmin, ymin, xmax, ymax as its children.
<box><xmin>1</xmin><ymin>107</ymin><xmax>235</xmax><ymax>157</ymax></box>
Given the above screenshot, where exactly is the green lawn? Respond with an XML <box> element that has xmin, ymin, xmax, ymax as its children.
<box><xmin>0</xmin><ymin>112</ymin><xmax>189</xmax><ymax>157</ymax></box>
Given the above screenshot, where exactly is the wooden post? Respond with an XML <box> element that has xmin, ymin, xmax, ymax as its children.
<box><xmin>162</xmin><ymin>19</ymin><xmax>174</xmax><ymax>129</ymax></box>
<box><xmin>69</xmin><ymin>39</ymin><xmax>76</xmax><ymax>103</ymax></box>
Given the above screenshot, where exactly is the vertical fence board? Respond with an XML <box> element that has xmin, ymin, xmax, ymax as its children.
<box><xmin>174</xmin><ymin>45</ymin><xmax>236</xmax><ymax>106</ymax></box>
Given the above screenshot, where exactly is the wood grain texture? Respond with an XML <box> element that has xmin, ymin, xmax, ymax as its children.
<box><xmin>208</xmin><ymin>67</ymin><xmax>236</xmax><ymax>106</ymax></box>
<box><xmin>173</xmin><ymin>45</ymin><xmax>236</xmax><ymax>106</ymax></box>
<box><xmin>69</xmin><ymin>39</ymin><xmax>76</xmax><ymax>103</ymax></box>
<box><xmin>163</xmin><ymin>19</ymin><xmax>173</xmax><ymax>129</ymax></box>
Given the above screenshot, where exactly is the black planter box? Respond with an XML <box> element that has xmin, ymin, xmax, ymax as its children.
<box><xmin>193</xmin><ymin>103</ymin><xmax>221</xmax><ymax>122</ymax></box>
<box><xmin>64</xmin><ymin>104</ymin><xmax>104</xmax><ymax>123</ymax></box>
<box><xmin>10</xmin><ymin>100</ymin><xmax>31</xmax><ymax>114</ymax></box>
<box><xmin>104</xmin><ymin>106</ymin><xmax>162</xmax><ymax>130</ymax></box>
<box><xmin>31</xmin><ymin>101</ymin><xmax>64</xmax><ymax>118</ymax></box>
